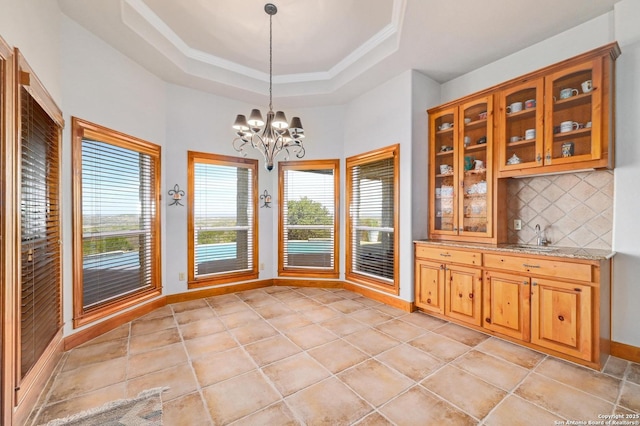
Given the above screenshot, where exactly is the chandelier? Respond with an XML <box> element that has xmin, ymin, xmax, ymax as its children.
<box><xmin>232</xmin><ymin>3</ymin><xmax>305</xmax><ymax>171</ymax></box>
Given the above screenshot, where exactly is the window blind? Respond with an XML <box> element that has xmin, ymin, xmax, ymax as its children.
<box><xmin>80</xmin><ymin>138</ymin><xmax>158</xmax><ymax>309</ymax></box>
<box><xmin>280</xmin><ymin>161</ymin><xmax>339</xmax><ymax>277</ymax></box>
<box><xmin>190</xmin><ymin>154</ymin><xmax>257</xmax><ymax>281</ymax></box>
<box><xmin>20</xmin><ymin>86</ymin><xmax>61</xmax><ymax>379</ymax></box>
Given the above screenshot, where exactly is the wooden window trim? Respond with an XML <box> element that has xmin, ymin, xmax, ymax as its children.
<box><xmin>278</xmin><ymin>159</ymin><xmax>340</xmax><ymax>278</ymax></box>
<box><xmin>187</xmin><ymin>151</ymin><xmax>259</xmax><ymax>288</ymax></box>
<box><xmin>345</xmin><ymin>144</ymin><xmax>400</xmax><ymax>295</ymax></box>
<box><xmin>71</xmin><ymin>117</ymin><xmax>162</xmax><ymax>328</ymax></box>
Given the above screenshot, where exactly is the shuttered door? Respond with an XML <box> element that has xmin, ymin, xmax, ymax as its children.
<box><xmin>19</xmin><ymin>86</ymin><xmax>61</xmax><ymax>379</ymax></box>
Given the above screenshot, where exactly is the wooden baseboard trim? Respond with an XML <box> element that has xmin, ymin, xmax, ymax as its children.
<box><xmin>64</xmin><ymin>297</ymin><xmax>167</xmax><ymax>351</ymax></box>
<box><xmin>166</xmin><ymin>279</ymin><xmax>274</xmax><ymax>304</ymax></box>
<box><xmin>611</xmin><ymin>341</ymin><xmax>640</xmax><ymax>363</ymax></box>
<box><xmin>343</xmin><ymin>281</ymin><xmax>413</xmax><ymax>312</ymax></box>
<box><xmin>273</xmin><ymin>278</ymin><xmax>343</xmax><ymax>288</ymax></box>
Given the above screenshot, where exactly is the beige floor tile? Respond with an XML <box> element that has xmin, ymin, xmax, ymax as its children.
<box><xmin>179</xmin><ymin>317</ymin><xmax>226</xmax><ymax>340</ymax></box>
<box><xmin>282</xmin><ymin>296</ymin><xmax>322</xmax><ymax>311</ymax></box>
<box><xmin>435</xmin><ymin>323</ymin><xmax>490</xmax><ymax>347</ymax></box>
<box><xmin>267</xmin><ymin>312</ymin><xmax>314</xmax><ymax>331</ymax></box>
<box><xmin>171</xmin><ymin>298</ymin><xmax>210</xmax><ymax>313</ymax></box>
<box><xmin>535</xmin><ymin>357</ymin><xmax>621</xmax><ymax>402</ymax></box>
<box><xmin>399</xmin><ymin>312</ymin><xmax>448</xmax><ymax>330</ymax></box>
<box><xmin>202</xmin><ymin>370</ymin><xmax>281</xmax><ymax>424</ymax></box>
<box><xmin>244</xmin><ymin>335</ymin><xmax>302</xmax><ymax>366</ymax></box>
<box><xmin>162</xmin><ymin>392</ymin><xmax>213</xmax><ymax>426</ymax></box>
<box><xmin>619</xmin><ymin>381</ymin><xmax>640</xmax><ymax>412</ymax></box>
<box><xmin>205</xmin><ymin>293</ymin><xmax>241</xmax><ymax>308</ymax></box>
<box><xmin>239</xmin><ymin>290</ymin><xmax>279</xmax><ymax>308</ymax></box>
<box><xmin>627</xmin><ymin>363</ymin><xmax>640</xmax><ymax>385</ymax></box>
<box><xmin>49</xmin><ymin>357</ymin><xmax>127</xmax><ymax>402</ymax></box>
<box><xmin>308</xmin><ymin>339</ymin><xmax>369</xmax><ymax>373</ymax></box>
<box><xmin>604</xmin><ymin>356</ymin><xmax>629</xmax><ymax>379</ymax></box>
<box><xmin>321</xmin><ymin>316</ymin><xmax>368</xmax><ymax>337</ymax></box>
<box><xmin>131</xmin><ymin>315</ymin><xmax>177</xmax><ymax>336</ymax></box>
<box><xmin>36</xmin><ymin>382</ymin><xmax>126</xmax><ymax>424</ymax></box>
<box><xmin>349</xmin><ymin>308</ymin><xmax>394</xmax><ymax>326</ymax></box>
<box><xmin>453</xmin><ymin>350</ymin><xmax>529</xmax><ymax>391</ymax></box>
<box><xmin>330</xmin><ymin>298</ymin><xmax>367</xmax><ymax>314</ymax></box>
<box><xmin>333</xmin><ymin>289</ymin><xmax>361</xmax><ymax>299</ymax></box>
<box><xmin>231</xmin><ymin>402</ymin><xmax>299</xmax><ymax>426</ymax></box>
<box><xmin>484</xmin><ymin>395</ymin><xmax>563</xmax><ymax>426</ymax></box>
<box><xmin>355</xmin><ymin>412</ymin><xmax>394</xmax><ymax>425</ymax></box>
<box><xmin>301</xmin><ymin>305</ymin><xmax>341</xmax><ymax>322</ymax></box>
<box><xmin>286</xmin><ymin>377</ymin><xmax>372</xmax><ymax>424</ymax></box>
<box><xmin>476</xmin><ymin>337</ymin><xmax>545</xmax><ymax>369</ymax></box>
<box><xmin>137</xmin><ymin>305</ymin><xmax>173</xmax><ymax>321</ymax></box>
<box><xmin>270</xmin><ymin>289</ymin><xmax>305</xmax><ymax>301</ymax></box>
<box><xmin>515</xmin><ymin>372</ymin><xmax>614</xmax><ymax>420</ymax></box>
<box><xmin>219</xmin><ymin>309</ymin><xmax>262</xmax><ymax>329</ymax></box>
<box><xmin>174</xmin><ymin>306</ymin><xmax>216</xmax><ymax>325</ymax></box>
<box><xmin>192</xmin><ymin>347</ymin><xmax>256</xmax><ymax>387</ymax></box>
<box><xmin>375</xmin><ymin>319</ymin><xmax>427</xmax><ymax>342</ymax></box>
<box><xmin>615</xmin><ymin>405</ymin><xmax>638</xmax><ymax>416</ymax></box>
<box><xmin>264</xmin><ymin>285</ymin><xmax>293</xmax><ymax>293</ymax></box>
<box><xmin>409</xmin><ymin>332</ymin><xmax>470</xmax><ymax>362</ymax></box>
<box><xmin>295</xmin><ymin>287</ymin><xmax>327</xmax><ymax>297</ymax></box>
<box><xmin>422</xmin><ymin>364</ymin><xmax>507</xmax><ymax>419</ymax></box>
<box><xmin>351</xmin><ymin>296</ymin><xmax>383</xmax><ymax>307</ymax></box>
<box><xmin>183</xmin><ymin>330</ymin><xmax>238</xmax><ymax>359</ymax></box>
<box><xmin>380</xmin><ymin>385</ymin><xmax>476</xmax><ymax>425</ymax></box>
<box><xmin>376</xmin><ymin>344</ymin><xmax>443</xmax><ymax>381</ymax></box>
<box><xmin>345</xmin><ymin>328</ymin><xmax>400</xmax><ymax>356</ymax></box>
<box><xmin>127</xmin><ymin>342</ymin><xmax>188</xmax><ymax>378</ymax></box>
<box><xmin>338</xmin><ymin>359</ymin><xmax>413</xmax><ymax>407</ymax></box>
<box><xmin>312</xmin><ymin>292</ymin><xmax>346</xmax><ymax>304</ymax></box>
<box><xmin>263</xmin><ymin>353</ymin><xmax>331</xmax><ymax>396</ymax></box>
<box><xmin>230</xmin><ymin>319</ymin><xmax>279</xmax><ymax>345</ymax></box>
<box><xmin>212</xmin><ymin>300</ymin><xmax>250</xmax><ymax>316</ymax></box>
<box><xmin>254</xmin><ymin>302</ymin><xmax>296</xmax><ymax>319</ymax></box>
<box><xmin>78</xmin><ymin>324</ymin><xmax>130</xmax><ymax>347</ymax></box>
<box><xmin>62</xmin><ymin>338</ymin><xmax>128</xmax><ymax>372</ymax></box>
<box><xmin>374</xmin><ymin>304</ymin><xmax>409</xmax><ymax>318</ymax></box>
<box><xmin>129</xmin><ymin>328</ymin><xmax>181</xmax><ymax>355</ymax></box>
<box><xmin>285</xmin><ymin>324</ymin><xmax>338</xmax><ymax>349</ymax></box>
<box><xmin>127</xmin><ymin>362</ymin><xmax>198</xmax><ymax>402</ymax></box>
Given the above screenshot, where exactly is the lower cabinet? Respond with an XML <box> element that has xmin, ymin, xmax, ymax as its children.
<box><xmin>483</xmin><ymin>271</ymin><xmax>530</xmax><ymax>341</ymax></box>
<box><xmin>415</xmin><ymin>260</ymin><xmax>445</xmax><ymax>315</ymax></box>
<box><xmin>445</xmin><ymin>265</ymin><xmax>482</xmax><ymax>326</ymax></box>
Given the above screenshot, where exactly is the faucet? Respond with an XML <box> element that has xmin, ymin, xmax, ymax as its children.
<box><xmin>535</xmin><ymin>224</ymin><xmax>549</xmax><ymax>246</ymax></box>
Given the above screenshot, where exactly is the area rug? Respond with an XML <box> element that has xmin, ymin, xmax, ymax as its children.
<box><xmin>42</xmin><ymin>387</ymin><xmax>168</xmax><ymax>426</ymax></box>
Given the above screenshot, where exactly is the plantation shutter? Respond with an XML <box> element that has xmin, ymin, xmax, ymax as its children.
<box><xmin>192</xmin><ymin>156</ymin><xmax>256</xmax><ymax>280</ymax></box>
<box><xmin>80</xmin><ymin>138</ymin><xmax>158</xmax><ymax>309</ymax></box>
<box><xmin>19</xmin><ymin>86</ymin><xmax>62</xmax><ymax>379</ymax></box>
<box><xmin>350</xmin><ymin>157</ymin><xmax>395</xmax><ymax>282</ymax></box>
<box><xmin>280</xmin><ymin>161</ymin><xmax>339</xmax><ymax>277</ymax></box>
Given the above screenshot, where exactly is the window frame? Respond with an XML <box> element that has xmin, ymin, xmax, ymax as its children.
<box><xmin>345</xmin><ymin>144</ymin><xmax>400</xmax><ymax>295</ymax></box>
<box><xmin>278</xmin><ymin>159</ymin><xmax>340</xmax><ymax>278</ymax></box>
<box><xmin>71</xmin><ymin>117</ymin><xmax>162</xmax><ymax>328</ymax></box>
<box><xmin>187</xmin><ymin>151</ymin><xmax>259</xmax><ymax>288</ymax></box>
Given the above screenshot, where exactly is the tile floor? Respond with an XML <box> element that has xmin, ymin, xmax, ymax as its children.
<box><xmin>30</xmin><ymin>286</ymin><xmax>640</xmax><ymax>425</ymax></box>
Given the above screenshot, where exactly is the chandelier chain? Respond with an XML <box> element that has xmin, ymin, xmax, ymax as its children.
<box><xmin>269</xmin><ymin>11</ymin><xmax>273</xmax><ymax>112</ymax></box>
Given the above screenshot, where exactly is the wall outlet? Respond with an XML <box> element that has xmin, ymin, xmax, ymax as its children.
<box><xmin>260</xmin><ymin>263</ymin><xmax>265</xmax><ymax>271</ymax></box>
<box><xmin>514</xmin><ymin>219</ymin><xmax>522</xmax><ymax>231</ymax></box>
<box><xmin>178</xmin><ymin>272</ymin><xmax>185</xmax><ymax>281</ymax></box>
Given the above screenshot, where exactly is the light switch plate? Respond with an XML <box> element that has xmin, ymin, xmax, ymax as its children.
<box><xmin>514</xmin><ymin>219</ymin><xmax>522</xmax><ymax>230</ymax></box>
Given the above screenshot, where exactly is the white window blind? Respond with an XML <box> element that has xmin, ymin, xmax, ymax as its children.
<box><xmin>280</xmin><ymin>161</ymin><xmax>339</xmax><ymax>277</ymax></box>
<box><xmin>190</xmin><ymin>154</ymin><xmax>257</xmax><ymax>282</ymax></box>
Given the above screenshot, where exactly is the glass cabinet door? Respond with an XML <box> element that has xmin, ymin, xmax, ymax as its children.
<box><xmin>544</xmin><ymin>59</ymin><xmax>602</xmax><ymax>165</ymax></box>
<box><xmin>458</xmin><ymin>96</ymin><xmax>492</xmax><ymax>237</ymax></box>
<box><xmin>498</xmin><ymin>79</ymin><xmax>544</xmax><ymax>172</ymax></box>
<box><xmin>431</xmin><ymin>108</ymin><xmax>458</xmax><ymax>234</ymax></box>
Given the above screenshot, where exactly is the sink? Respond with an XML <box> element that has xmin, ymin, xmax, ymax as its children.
<box><xmin>507</xmin><ymin>244</ymin><xmax>557</xmax><ymax>253</ymax></box>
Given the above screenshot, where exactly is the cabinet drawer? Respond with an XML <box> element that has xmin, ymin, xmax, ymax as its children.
<box><xmin>415</xmin><ymin>245</ymin><xmax>481</xmax><ymax>266</ymax></box>
<box><xmin>484</xmin><ymin>253</ymin><xmax>592</xmax><ymax>282</ymax></box>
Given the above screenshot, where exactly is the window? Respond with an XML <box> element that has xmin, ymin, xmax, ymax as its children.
<box><xmin>72</xmin><ymin>118</ymin><xmax>162</xmax><ymax>327</ymax></box>
<box><xmin>346</xmin><ymin>144</ymin><xmax>399</xmax><ymax>294</ymax></box>
<box><xmin>188</xmin><ymin>152</ymin><xmax>258</xmax><ymax>287</ymax></box>
<box><xmin>279</xmin><ymin>160</ymin><xmax>339</xmax><ymax>278</ymax></box>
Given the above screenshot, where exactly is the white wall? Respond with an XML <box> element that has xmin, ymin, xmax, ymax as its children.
<box><xmin>59</xmin><ymin>16</ymin><xmax>167</xmax><ymax>335</ymax></box>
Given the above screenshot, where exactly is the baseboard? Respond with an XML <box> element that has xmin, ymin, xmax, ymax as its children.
<box><xmin>64</xmin><ymin>297</ymin><xmax>167</xmax><ymax>351</ymax></box>
<box><xmin>273</xmin><ymin>278</ymin><xmax>343</xmax><ymax>288</ymax></box>
<box><xmin>343</xmin><ymin>281</ymin><xmax>414</xmax><ymax>312</ymax></box>
<box><xmin>165</xmin><ymin>279</ymin><xmax>274</xmax><ymax>304</ymax></box>
<box><xmin>611</xmin><ymin>341</ymin><xmax>640</xmax><ymax>363</ymax></box>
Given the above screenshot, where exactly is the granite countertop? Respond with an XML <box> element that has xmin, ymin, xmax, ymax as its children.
<box><xmin>414</xmin><ymin>239</ymin><xmax>615</xmax><ymax>261</ymax></box>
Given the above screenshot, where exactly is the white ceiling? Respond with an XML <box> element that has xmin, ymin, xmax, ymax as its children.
<box><xmin>57</xmin><ymin>0</ymin><xmax>621</xmax><ymax>107</ymax></box>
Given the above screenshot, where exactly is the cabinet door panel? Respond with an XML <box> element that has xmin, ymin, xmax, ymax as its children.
<box><xmin>430</xmin><ymin>107</ymin><xmax>459</xmax><ymax>235</ymax></box>
<box><xmin>483</xmin><ymin>272</ymin><xmax>530</xmax><ymax>340</ymax></box>
<box><xmin>445</xmin><ymin>266</ymin><xmax>482</xmax><ymax>326</ymax></box>
<box><xmin>415</xmin><ymin>260</ymin><xmax>445</xmax><ymax>314</ymax></box>
<box><xmin>531</xmin><ymin>279</ymin><xmax>592</xmax><ymax>361</ymax></box>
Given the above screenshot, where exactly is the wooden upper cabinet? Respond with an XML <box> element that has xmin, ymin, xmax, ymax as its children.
<box><xmin>430</xmin><ymin>107</ymin><xmax>459</xmax><ymax>236</ymax></box>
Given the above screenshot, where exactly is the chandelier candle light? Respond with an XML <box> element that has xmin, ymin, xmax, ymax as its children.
<box><xmin>232</xmin><ymin>3</ymin><xmax>305</xmax><ymax>171</ymax></box>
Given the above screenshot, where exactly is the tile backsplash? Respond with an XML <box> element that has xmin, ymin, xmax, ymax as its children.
<box><xmin>506</xmin><ymin>170</ymin><xmax>613</xmax><ymax>249</ymax></box>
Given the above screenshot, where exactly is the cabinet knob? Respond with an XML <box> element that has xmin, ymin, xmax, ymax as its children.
<box><xmin>427</xmin><ymin>298</ymin><xmax>432</xmax><ymax>304</ymax></box>
<box><xmin>458</xmin><ymin>293</ymin><xmax>463</xmax><ymax>298</ymax></box>
<box><xmin>536</xmin><ymin>153</ymin><xmax>542</xmax><ymax>163</ymax></box>
<box><xmin>468</xmin><ymin>293</ymin><xmax>474</xmax><ymax>299</ymax></box>
<box><xmin>522</xmin><ymin>281</ymin><xmax>529</xmax><ymax>286</ymax></box>
<box><xmin>558</xmin><ymin>315</ymin><xmax>565</xmax><ymax>322</ymax></box>
<box><xmin>485</xmin><ymin>318</ymin><xmax>492</xmax><ymax>324</ymax></box>
<box><xmin>545</xmin><ymin>150</ymin><xmax>551</xmax><ymax>163</ymax></box>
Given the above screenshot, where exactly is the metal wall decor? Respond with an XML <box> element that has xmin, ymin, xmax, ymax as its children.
<box><xmin>260</xmin><ymin>190</ymin><xmax>272</xmax><ymax>208</ymax></box>
<box><xmin>168</xmin><ymin>184</ymin><xmax>185</xmax><ymax>206</ymax></box>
